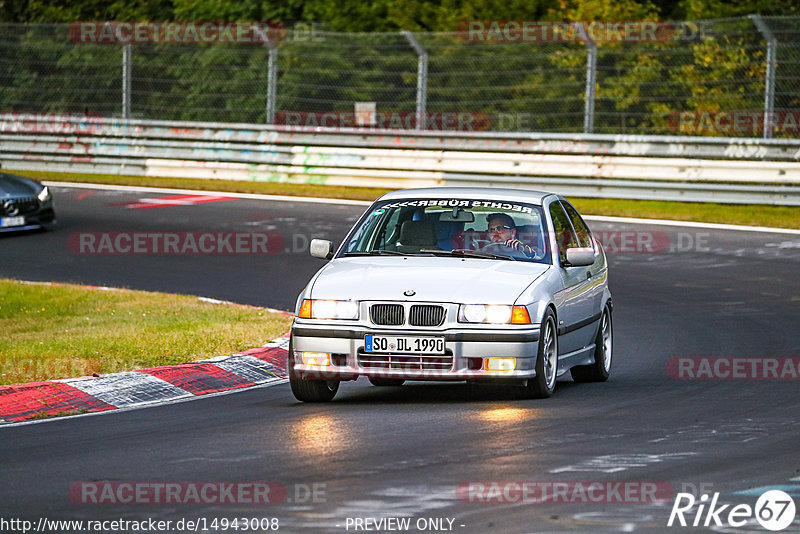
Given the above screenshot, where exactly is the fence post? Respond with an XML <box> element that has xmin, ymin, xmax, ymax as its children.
<box><xmin>584</xmin><ymin>40</ymin><xmax>597</xmax><ymax>134</ymax></box>
<box><xmin>749</xmin><ymin>14</ymin><xmax>777</xmax><ymax>139</ymax></box>
<box><xmin>122</xmin><ymin>43</ymin><xmax>131</xmax><ymax>119</ymax></box>
<box><xmin>266</xmin><ymin>43</ymin><xmax>278</xmax><ymax>124</ymax></box>
<box><xmin>402</xmin><ymin>31</ymin><xmax>428</xmax><ymax>130</ymax></box>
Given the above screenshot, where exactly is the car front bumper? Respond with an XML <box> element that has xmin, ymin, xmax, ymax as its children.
<box><xmin>290</xmin><ymin>322</ymin><xmax>541</xmax><ymax>381</ymax></box>
<box><xmin>0</xmin><ymin>207</ymin><xmax>55</xmax><ymax>233</ymax></box>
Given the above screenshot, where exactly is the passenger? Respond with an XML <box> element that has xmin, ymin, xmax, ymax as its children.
<box><xmin>485</xmin><ymin>213</ymin><xmax>535</xmax><ymax>257</ymax></box>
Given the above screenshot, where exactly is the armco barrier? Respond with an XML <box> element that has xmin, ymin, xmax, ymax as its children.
<box><xmin>1</xmin><ymin>115</ymin><xmax>800</xmax><ymax>204</ymax></box>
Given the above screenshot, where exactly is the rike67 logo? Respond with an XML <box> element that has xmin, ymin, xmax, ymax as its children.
<box><xmin>668</xmin><ymin>490</ymin><xmax>796</xmax><ymax>531</ymax></box>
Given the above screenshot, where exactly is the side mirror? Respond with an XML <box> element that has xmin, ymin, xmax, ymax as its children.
<box><xmin>565</xmin><ymin>247</ymin><xmax>595</xmax><ymax>267</ymax></box>
<box><xmin>310</xmin><ymin>239</ymin><xmax>334</xmax><ymax>260</ymax></box>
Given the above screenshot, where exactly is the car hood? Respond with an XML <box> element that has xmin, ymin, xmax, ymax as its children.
<box><xmin>309</xmin><ymin>256</ymin><xmax>550</xmax><ymax>304</ymax></box>
<box><xmin>0</xmin><ymin>173</ymin><xmax>41</xmax><ymax>197</ymax></box>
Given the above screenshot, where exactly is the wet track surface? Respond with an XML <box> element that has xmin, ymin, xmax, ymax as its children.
<box><xmin>1</xmin><ymin>186</ymin><xmax>799</xmax><ymax>532</ymax></box>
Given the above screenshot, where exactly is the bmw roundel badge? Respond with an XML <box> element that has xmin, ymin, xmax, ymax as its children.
<box><xmin>404</xmin><ymin>290</ymin><xmax>416</xmax><ymax>297</ymax></box>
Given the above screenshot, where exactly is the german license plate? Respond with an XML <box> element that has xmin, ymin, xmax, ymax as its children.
<box><xmin>1</xmin><ymin>216</ymin><xmax>25</xmax><ymax>227</ymax></box>
<box><xmin>364</xmin><ymin>335</ymin><xmax>445</xmax><ymax>354</ymax></box>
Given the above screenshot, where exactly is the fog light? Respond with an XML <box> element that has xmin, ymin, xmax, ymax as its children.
<box><xmin>485</xmin><ymin>357</ymin><xmax>516</xmax><ymax>371</ymax></box>
<box><xmin>302</xmin><ymin>352</ymin><xmax>331</xmax><ymax>366</ymax></box>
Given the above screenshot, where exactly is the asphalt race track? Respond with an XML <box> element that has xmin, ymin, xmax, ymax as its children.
<box><xmin>1</xmin><ymin>185</ymin><xmax>799</xmax><ymax>533</ymax></box>
<box><xmin>0</xmin><ymin>186</ymin><xmax>364</xmax><ymax>311</ymax></box>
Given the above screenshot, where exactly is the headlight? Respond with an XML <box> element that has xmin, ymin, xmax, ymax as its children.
<box><xmin>458</xmin><ymin>304</ymin><xmax>531</xmax><ymax>324</ymax></box>
<box><xmin>462</xmin><ymin>304</ymin><xmax>487</xmax><ymax>323</ymax></box>
<box><xmin>298</xmin><ymin>299</ymin><xmax>359</xmax><ymax>320</ymax></box>
<box><xmin>37</xmin><ymin>186</ymin><xmax>51</xmax><ymax>203</ymax></box>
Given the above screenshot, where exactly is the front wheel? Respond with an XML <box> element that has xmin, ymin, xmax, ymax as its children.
<box><xmin>523</xmin><ymin>309</ymin><xmax>558</xmax><ymax>399</ymax></box>
<box><xmin>290</xmin><ymin>378</ymin><xmax>339</xmax><ymax>402</ymax></box>
<box><xmin>570</xmin><ymin>305</ymin><xmax>612</xmax><ymax>383</ymax></box>
<box><xmin>288</xmin><ymin>336</ymin><xmax>339</xmax><ymax>402</ymax></box>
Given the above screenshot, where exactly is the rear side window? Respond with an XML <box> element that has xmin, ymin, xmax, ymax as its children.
<box><xmin>561</xmin><ymin>201</ymin><xmax>593</xmax><ymax>248</ymax></box>
<box><xmin>548</xmin><ymin>201</ymin><xmax>578</xmax><ymax>264</ymax></box>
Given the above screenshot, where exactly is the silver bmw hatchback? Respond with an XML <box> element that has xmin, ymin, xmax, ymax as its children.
<box><xmin>290</xmin><ymin>187</ymin><xmax>613</xmax><ymax>402</ymax></box>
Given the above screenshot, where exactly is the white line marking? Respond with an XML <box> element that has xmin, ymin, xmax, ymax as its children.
<box><xmin>584</xmin><ymin>215</ymin><xmax>800</xmax><ymax>235</ymax></box>
<box><xmin>44</xmin><ymin>181</ymin><xmax>372</xmax><ymax>206</ymax></box>
<box><xmin>48</xmin><ymin>181</ymin><xmax>800</xmax><ymax>234</ymax></box>
<box><xmin>550</xmin><ymin>452</ymin><xmax>696</xmax><ymax>474</ymax></box>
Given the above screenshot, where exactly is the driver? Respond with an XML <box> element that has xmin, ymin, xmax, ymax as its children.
<box><xmin>486</xmin><ymin>213</ymin><xmax>535</xmax><ymax>257</ymax></box>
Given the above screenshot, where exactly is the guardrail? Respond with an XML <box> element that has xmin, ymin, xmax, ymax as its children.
<box><xmin>2</xmin><ymin>115</ymin><xmax>800</xmax><ymax>205</ymax></box>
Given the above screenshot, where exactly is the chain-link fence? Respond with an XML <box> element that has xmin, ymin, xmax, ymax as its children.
<box><xmin>0</xmin><ymin>16</ymin><xmax>798</xmax><ymax>136</ymax></box>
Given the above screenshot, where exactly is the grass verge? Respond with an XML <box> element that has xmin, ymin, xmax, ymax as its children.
<box><xmin>8</xmin><ymin>169</ymin><xmax>800</xmax><ymax>229</ymax></box>
<box><xmin>0</xmin><ymin>279</ymin><xmax>294</xmax><ymax>386</ymax></box>
<box><xmin>568</xmin><ymin>198</ymin><xmax>800</xmax><ymax>230</ymax></box>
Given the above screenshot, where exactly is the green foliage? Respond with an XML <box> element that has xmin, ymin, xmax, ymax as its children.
<box><xmin>5</xmin><ymin>0</ymin><xmax>175</xmax><ymax>22</ymax></box>
<box><xmin>8</xmin><ymin>0</ymin><xmax>799</xmax><ymax>26</ymax></box>
<box><xmin>676</xmin><ymin>0</ymin><xmax>799</xmax><ymax>20</ymax></box>
<box><xmin>0</xmin><ymin>0</ymin><xmax>798</xmax><ymax>136</ymax></box>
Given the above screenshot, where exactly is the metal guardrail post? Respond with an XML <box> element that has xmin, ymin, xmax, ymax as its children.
<box><xmin>253</xmin><ymin>24</ymin><xmax>279</xmax><ymax>125</ymax></box>
<box><xmin>749</xmin><ymin>14</ymin><xmax>777</xmax><ymax>139</ymax></box>
<box><xmin>122</xmin><ymin>43</ymin><xmax>132</xmax><ymax>119</ymax></box>
<box><xmin>584</xmin><ymin>40</ymin><xmax>597</xmax><ymax>134</ymax></box>
<box><xmin>403</xmin><ymin>31</ymin><xmax>428</xmax><ymax>130</ymax></box>
<box><xmin>266</xmin><ymin>43</ymin><xmax>278</xmax><ymax>125</ymax></box>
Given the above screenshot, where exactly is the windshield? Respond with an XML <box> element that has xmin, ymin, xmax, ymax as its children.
<box><xmin>340</xmin><ymin>198</ymin><xmax>551</xmax><ymax>264</ymax></box>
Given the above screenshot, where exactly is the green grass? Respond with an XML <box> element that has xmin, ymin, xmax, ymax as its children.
<box><xmin>0</xmin><ymin>279</ymin><xmax>294</xmax><ymax>386</ymax></box>
<box><xmin>569</xmin><ymin>198</ymin><xmax>800</xmax><ymax>230</ymax></box>
<box><xmin>8</xmin><ymin>169</ymin><xmax>800</xmax><ymax>229</ymax></box>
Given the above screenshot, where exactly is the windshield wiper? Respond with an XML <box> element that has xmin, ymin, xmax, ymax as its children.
<box><xmin>419</xmin><ymin>249</ymin><xmax>517</xmax><ymax>261</ymax></box>
<box><xmin>343</xmin><ymin>250</ymin><xmax>408</xmax><ymax>256</ymax></box>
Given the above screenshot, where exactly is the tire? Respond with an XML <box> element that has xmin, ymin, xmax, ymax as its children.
<box><xmin>570</xmin><ymin>305</ymin><xmax>612</xmax><ymax>383</ymax></box>
<box><xmin>523</xmin><ymin>309</ymin><xmax>558</xmax><ymax>399</ymax></box>
<box><xmin>368</xmin><ymin>378</ymin><xmax>405</xmax><ymax>387</ymax></box>
<box><xmin>288</xmin><ymin>336</ymin><xmax>339</xmax><ymax>402</ymax></box>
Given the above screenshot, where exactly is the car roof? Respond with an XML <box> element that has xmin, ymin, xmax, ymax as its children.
<box><xmin>377</xmin><ymin>187</ymin><xmax>555</xmax><ymax>206</ymax></box>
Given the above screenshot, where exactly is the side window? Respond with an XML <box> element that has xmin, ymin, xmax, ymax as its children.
<box><xmin>346</xmin><ymin>208</ymin><xmax>395</xmax><ymax>252</ymax></box>
<box><xmin>548</xmin><ymin>201</ymin><xmax>578</xmax><ymax>264</ymax></box>
<box><xmin>561</xmin><ymin>201</ymin><xmax>593</xmax><ymax>248</ymax></box>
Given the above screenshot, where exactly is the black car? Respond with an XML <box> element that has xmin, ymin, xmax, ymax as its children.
<box><xmin>0</xmin><ymin>172</ymin><xmax>56</xmax><ymax>232</ymax></box>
